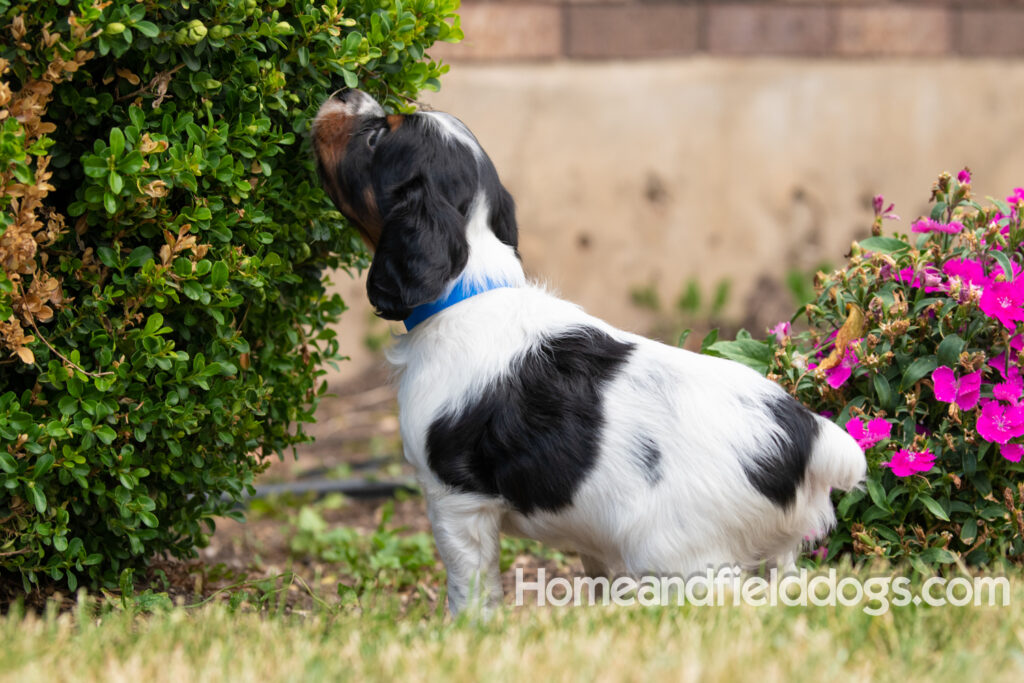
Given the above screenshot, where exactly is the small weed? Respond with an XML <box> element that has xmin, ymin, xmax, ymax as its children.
<box><xmin>287</xmin><ymin>500</ymin><xmax>440</xmax><ymax>599</ymax></box>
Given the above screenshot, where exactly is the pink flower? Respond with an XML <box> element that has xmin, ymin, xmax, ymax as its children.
<box><xmin>958</xmin><ymin>168</ymin><xmax>972</xmax><ymax>184</ymax></box>
<box><xmin>989</xmin><ymin>352</ymin><xmax>1022</xmax><ymax>381</ymax></box>
<box><xmin>993</xmin><ymin>381</ymin><xmax>1022</xmax><ymax>405</ymax></box>
<box><xmin>845</xmin><ymin>416</ymin><xmax>892</xmax><ymax>450</ymax></box>
<box><xmin>769</xmin><ymin>321</ymin><xmax>792</xmax><ymax>342</ymax></box>
<box><xmin>1007</xmin><ymin>188</ymin><xmax>1024</xmax><ymax>206</ymax></box>
<box><xmin>881</xmin><ymin>449</ymin><xmax>936</xmax><ymax>477</ymax></box>
<box><xmin>976</xmin><ymin>400</ymin><xmax>1024</xmax><ymax>444</ymax></box>
<box><xmin>979</xmin><ymin>279</ymin><xmax>1024</xmax><ymax>331</ymax></box>
<box><xmin>942</xmin><ymin>258</ymin><xmax>990</xmax><ymax>289</ymax></box>
<box><xmin>825</xmin><ymin>346</ymin><xmax>859</xmax><ymax>389</ymax></box>
<box><xmin>872</xmin><ymin>195</ymin><xmax>900</xmax><ymax>221</ymax></box>
<box><xmin>898</xmin><ymin>265</ymin><xmax>945</xmax><ymax>293</ymax></box>
<box><xmin>911</xmin><ymin>218</ymin><xmax>964</xmax><ymax>234</ymax></box>
<box><xmin>1001</xmin><ymin>444</ymin><xmax>1024</xmax><ymax>463</ymax></box>
<box><xmin>931</xmin><ymin>366</ymin><xmax>982</xmax><ymax>410</ymax></box>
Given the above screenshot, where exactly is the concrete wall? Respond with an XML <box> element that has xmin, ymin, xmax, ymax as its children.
<box><xmin>325</xmin><ymin>2</ymin><xmax>1024</xmax><ymax>382</ymax></box>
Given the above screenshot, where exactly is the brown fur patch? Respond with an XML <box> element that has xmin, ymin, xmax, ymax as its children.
<box><xmin>312</xmin><ymin>108</ymin><xmax>356</xmax><ymax>173</ymax></box>
<box><xmin>360</xmin><ymin>187</ymin><xmax>382</xmax><ymax>249</ymax></box>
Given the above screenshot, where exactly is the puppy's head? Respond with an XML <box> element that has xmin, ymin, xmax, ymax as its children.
<box><xmin>312</xmin><ymin>89</ymin><xmax>518</xmax><ymax>320</ymax></box>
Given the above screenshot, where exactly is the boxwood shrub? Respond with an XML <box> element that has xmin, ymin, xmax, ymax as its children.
<box><xmin>0</xmin><ymin>0</ymin><xmax>461</xmax><ymax>592</ymax></box>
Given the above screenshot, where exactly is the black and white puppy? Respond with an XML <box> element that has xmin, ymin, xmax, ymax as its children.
<box><xmin>312</xmin><ymin>89</ymin><xmax>866</xmax><ymax>614</ymax></box>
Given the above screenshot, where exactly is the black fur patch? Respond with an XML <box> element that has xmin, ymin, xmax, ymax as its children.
<box><xmin>364</xmin><ymin>116</ymin><xmax>518</xmax><ymax>319</ymax></box>
<box><xmin>426</xmin><ymin>327</ymin><xmax>635</xmax><ymax>514</ymax></box>
<box><xmin>635</xmin><ymin>436</ymin><xmax>663</xmax><ymax>485</ymax></box>
<box><xmin>742</xmin><ymin>396</ymin><xmax>819</xmax><ymax>508</ymax></box>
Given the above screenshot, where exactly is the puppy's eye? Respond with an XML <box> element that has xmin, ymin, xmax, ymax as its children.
<box><xmin>366</xmin><ymin>128</ymin><xmax>384</xmax><ymax>150</ymax></box>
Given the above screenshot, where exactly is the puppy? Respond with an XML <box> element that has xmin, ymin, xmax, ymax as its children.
<box><xmin>312</xmin><ymin>89</ymin><xmax>866</xmax><ymax>614</ymax></box>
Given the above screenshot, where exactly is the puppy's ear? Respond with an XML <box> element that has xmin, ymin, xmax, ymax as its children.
<box><xmin>489</xmin><ymin>184</ymin><xmax>519</xmax><ymax>252</ymax></box>
<box><xmin>366</xmin><ymin>177</ymin><xmax>469</xmax><ymax>320</ymax></box>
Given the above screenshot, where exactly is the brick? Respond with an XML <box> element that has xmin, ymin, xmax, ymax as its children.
<box><xmin>837</xmin><ymin>6</ymin><xmax>951</xmax><ymax>56</ymax></box>
<box><xmin>428</xmin><ymin>4</ymin><xmax>563</xmax><ymax>61</ymax></box>
<box><xmin>957</xmin><ymin>9</ymin><xmax>1024</xmax><ymax>56</ymax></box>
<box><xmin>707</xmin><ymin>4</ymin><xmax>833</xmax><ymax>57</ymax></box>
<box><xmin>566</xmin><ymin>5</ymin><xmax>700</xmax><ymax>59</ymax></box>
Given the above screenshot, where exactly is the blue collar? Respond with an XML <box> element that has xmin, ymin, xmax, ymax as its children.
<box><xmin>404</xmin><ymin>277</ymin><xmax>514</xmax><ymax>331</ymax></box>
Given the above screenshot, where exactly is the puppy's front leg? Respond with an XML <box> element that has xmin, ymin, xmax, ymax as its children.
<box><xmin>427</xmin><ymin>493</ymin><xmax>503</xmax><ymax>615</ymax></box>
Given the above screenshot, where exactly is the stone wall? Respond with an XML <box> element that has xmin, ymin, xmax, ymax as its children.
<box><xmin>433</xmin><ymin>1</ymin><xmax>1024</xmax><ymax>61</ymax></box>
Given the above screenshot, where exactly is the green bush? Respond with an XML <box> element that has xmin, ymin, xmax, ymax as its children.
<box><xmin>707</xmin><ymin>170</ymin><xmax>1024</xmax><ymax>572</ymax></box>
<box><xmin>0</xmin><ymin>0</ymin><xmax>461</xmax><ymax>592</ymax></box>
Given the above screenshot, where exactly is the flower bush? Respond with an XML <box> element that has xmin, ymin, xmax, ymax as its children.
<box><xmin>1</xmin><ymin>0</ymin><xmax>460</xmax><ymax>593</ymax></box>
<box><xmin>707</xmin><ymin>170</ymin><xmax>1024</xmax><ymax>571</ymax></box>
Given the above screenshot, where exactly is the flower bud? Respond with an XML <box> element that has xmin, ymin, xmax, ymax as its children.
<box><xmin>186</xmin><ymin>19</ymin><xmax>208</xmax><ymax>43</ymax></box>
<box><xmin>209</xmin><ymin>25</ymin><xmax>233</xmax><ymax>40</ymax></box>
<box><xmin>105</xmin><ymin>22</ymin><xmax>126</xmax><ymax>35</ymax></box>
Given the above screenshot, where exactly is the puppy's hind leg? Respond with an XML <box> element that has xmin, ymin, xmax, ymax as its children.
<box><xmin>427</xmin><ymin>493</ymin><xmax>504</xmax><ymax>616</ymax></box>
<box><xmin>580</xmin><ymin>554</ymin><xmax>609</xmax><ymax>579</ymax></box>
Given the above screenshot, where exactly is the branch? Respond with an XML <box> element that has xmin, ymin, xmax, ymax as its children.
<box><xmin>27</xmin><ymin>317</ymin><xmax>114</xmax><ymax>378</ymax></box>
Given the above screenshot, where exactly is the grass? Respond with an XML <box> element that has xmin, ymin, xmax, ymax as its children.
<box><xmin>2</xmin><ymin>567</ymin><xmax>1023</xmax><ymax>682</ymax></box>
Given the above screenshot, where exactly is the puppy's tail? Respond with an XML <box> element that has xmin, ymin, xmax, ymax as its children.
<box><xmin>808</xmin><ymin>416</ymin><xmax>867</xmax><ymax>492</ymax></box>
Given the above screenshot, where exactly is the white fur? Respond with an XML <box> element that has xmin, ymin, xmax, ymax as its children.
<box><xmin>386</xmin><ymin>202</ymin><xmax>866</xmax><ymax>614</ymax></box>
<box><xmin>316</xmin><ymin>98</ymin><xmax>868</xmax><ymax>615</ymax></box>
<box><xmin>423</xmin><ymin>111</ymin><xmax>486</xmax><ymax>161</ymax></box>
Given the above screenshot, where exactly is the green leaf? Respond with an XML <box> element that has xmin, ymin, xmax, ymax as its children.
<box><xmin>144</xmin><ymin>313</ymin><xmax>164</xmax><ymax>335</ymax></box>
<box><xmin>108</xmin><ymin>171</ymin><xmax>123</xmax><ymax>193</ymax></box>
<box><xmin>95</xmin><ymin>425</ymin><xmax>118</xmax><ymax>445</ymax></box>
<box><xmin>901</xmin><ymin>356</ymin><xmax>937</xmax><ymax>391</ymax></box>
<box><xmin>992</xmin><ymin>250</ymin><xmax>1015</xmax><ymax>281</ymax></box>
<box><xmin>919</xmin><ymin>547</ymin><xmax>958</xmax><ymax>565</ymax></box>
<box><xmin>126</xmin><ymin>246</ymin><xmax>154</xmax><ymax>268</ymax></box>
<box><xmin>936</xmin><ymin>334</ymin><xmax>965</xmax><ymax>368</ymax></box>
<box><xmin>182</xmin><ymin>280</ymin><xmax>204</xmax><ymax>300</ymax></box>
<box><xmin>27</xmin><ymin>485</ymin><xmax>46</xmax><ymax>514</ymax></box>
<box><xmin>858</xmin><ymin>236</ymin><xmax>910</xmax><ymax>254</ymax></box>
<box><xmin>134</xmin><ymin>20</ymin><xmax>159</xmax><ymax>38</ymax></box>
<box><xmin>916</xmin><ymin>493</ymin><xmax>950</xmax><ymax>521</ymax></box>
<box><xmin>139</xmin><ymin>511</ymin><xmax>159</xmax><ymax>528</ymax></box>
<box><xmin>58</xmin><ymin>396</ymin><xmax>79</xmax><ymax>416</ymax></box>
<box><xmin>128</xmin><ymin>105</ymin><xmax>145</xmax><ymax>129</ymax></box>
<box><xmin>110</xmin><ymin>127</ymin><xmax>125</xmax><ymax>157</ymax></box>
<box><xmin>960</xmin><ymin>518</ymin><xmax>978</xmax><ymax>544</ymax></box>
<box><xmin>836</xmin><ymin>488</ymin><xmax>865</xmax><ymax>518</ymax></box>
<box><xmin>210</xmin><ymin>261</ymin><xmax>229</xmax><ymax>288</ymax></box>
<box><xmin>0</xmin><ymin>452</ymin><xmax>18</xmax><ymax>474</ymax></box>
<box><xmin>700</xmin><ymin>329</ymin><xmax>719</xmax><ymax>354</ymax></box>
<box><xmin>33</xmin><ymin>453</ymin><xmax>55</xmax><ymax>479</ymax></box>
<box><xmin>97</xmin><ymin>246</ymin><xmax>118</xmax><ymax>268</ymax></box>
<box><xmin>118</xmin><ymin>151</ymin><xmax>144</xmax><ymax>174</ymax></box>
<box><xmin>990</xmin><ymin>197</ymin><xmax>1012</xmax><ymax>216</ymax></box>
<box><xmin>82</xmin><ymin>155</ymin><xmax>108</xmax><ymax>178</ymax></box>
<box><xmin>706</xmin><ymin>339</ymin><xmax>772</xmax><ymax>375</ymax></box>
<box><xmin>873</xmin><ymin>373</ymin><xmax>893</xmax><ymax>411</ymax></box>
<box><xmin>866</xmin><ymin>477</ymin><xmax>890</xmax><ymax>513</ymax></box>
